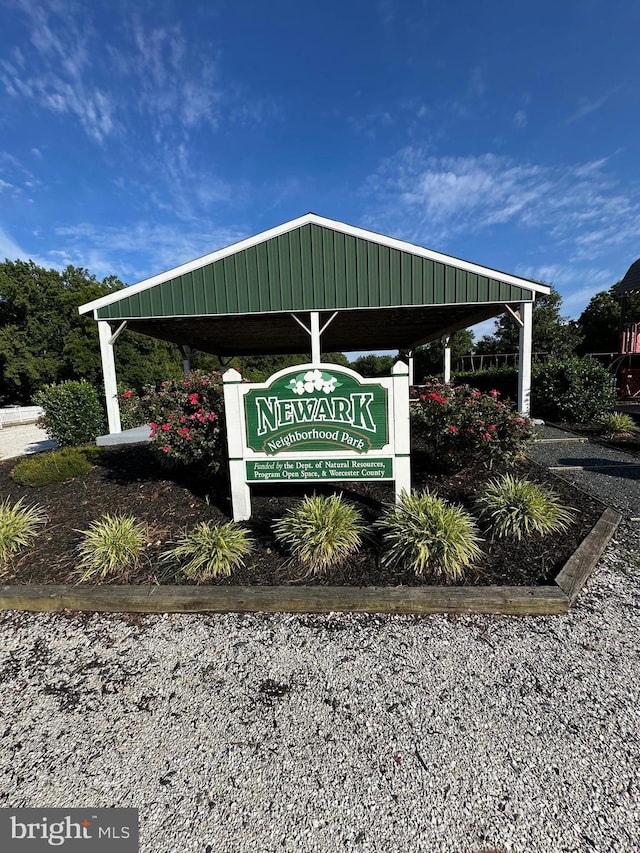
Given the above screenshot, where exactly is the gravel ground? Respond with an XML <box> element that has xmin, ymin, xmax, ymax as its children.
<box><xmin>0</xmin><ymin>424</ymin><xmax>56</xmax><ymax>460</ymax></box>
<box><xmin>1</xmin><ymin>426</ymin><xmax>639</xmax><ymax>852</ymax></box>
<box><xmin>530</xmin><ymin>426</ymin><xmax>640</xmax><ymax>518</ymax></box>
<box><xmin>1</xmin><ymin>523</ymin><xmax>639</xmax><ymax>853</ymax></box>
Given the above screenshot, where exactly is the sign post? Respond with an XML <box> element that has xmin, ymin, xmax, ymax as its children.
<box><xmin>223</xmin><ymin>362</ymin><xmax>410</xmax><ymax>521</ymax></box>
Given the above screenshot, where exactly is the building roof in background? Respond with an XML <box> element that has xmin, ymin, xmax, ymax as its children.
<box><xmin>613</xmin><ymin>258</ymin><xmax>640</xmax><ymax>295</ymax></box>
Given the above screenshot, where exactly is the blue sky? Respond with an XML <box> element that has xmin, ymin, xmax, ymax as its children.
<box><xmin>1</xmin><ymin>0</ymin><xmax>639</xmax><ymax>341</ymax></box>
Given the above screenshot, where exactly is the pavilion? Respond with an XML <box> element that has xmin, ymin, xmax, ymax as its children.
<box><xmin>78</xmin><ymin>213</ymin><xmax>549</xmax><ymax>432</ymax></box>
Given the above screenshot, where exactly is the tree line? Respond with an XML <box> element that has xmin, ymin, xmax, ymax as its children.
<box><xmin>472</xmin><ymin>286</ymin><xmax>640</xmax><ymax>358</ymax></box>
<box><xmin>0</xmin><ymin>260</ymin><xmax>366</xmax><ymax>404</ymax></box>
<box><xmin>1</xmin><ymin>260</ymin><xmax>638</xmax><ymax>405</ymax></box>
<box><xmin>0</xmin><ymin>261</ymin><xmax>184</xmax><ymax>405</ymax></box>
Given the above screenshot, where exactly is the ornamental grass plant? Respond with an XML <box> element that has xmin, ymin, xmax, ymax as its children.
<box><xmin>0</xmin><ymin>498</ymin><xmax>46</xmax><ymax>568</ymax></box>
<box><xmin>75</xmin><ymin>514</ymin><xmax>148</xmax><ymax>581</ymax></box>
<box><xmin>375</xmin><ymin>490</ymin><xmax>482</xmax><ymax>581</ymax></box>
<box><xmin>273</xmin><ymin>493</ymin><xmax>365</xmax><ymax>576</ymax></box>
<box><xmin>164</xmin><ymin>521</ymin><xmax>254</xmax><ymax>581</ymax></box>
<box><xmin>594</xmin><ymin>411</ymin><xmax>638</xmax><ymax>436</ymax></box>
<box><xmin>475</xmin><ymin>474</ymin><xmax>575</xmax><ymax>541</ymax></box>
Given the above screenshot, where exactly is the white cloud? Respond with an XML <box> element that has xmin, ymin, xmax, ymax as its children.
<box><xmin>362</xmin><ymin>148</ymin><xmax>640</xmax><ymax>318</ymax></box>
<box><xmin>112</xmin><ymin>14</ymin><xmax>221</xmax><ymax>133</ymax></box>
<box><xmin>0</xmin><ymin>227</ymin><xmax>28</xmax><ymax>261</ymax></box>
<box><xmin>0</xmin><ymin>226</ymin><xmax>49</xmax><ymax>266</ymax></box>
<box><xmin>363</xmin><ymin>148</ymin><xmax>640</xmax><ymax>260</ymax></box>
<box><xmin>512</xmin><ymin>267</ymin><xmax>616</xmax><ymax>316</ymax></box>
<box><xmin>514</xmin><ymin>264</ymin><xmax>572</xmax><ymax>285</ymax></box>
<box><xmin>514</xmin><ymin>110</ymin><xmax>527</xmax><ymax>129</ymax></box>
<box><xmin>561</xmin><ymin>280</ymin><xmax>613</xmax><ymax>313</ymax></box>
<box><xmin>364</xmin><ymin>150</ymin><xmax>554</xmax><ymax>243</ymax></box>
<box><xmin>0</xmin><ymin>0</ymin><xmax>117</xmax><ymax>143</ymax></box>
<box><xmin>0</xmin><ymin>2</ymin><xmax>251</xmax><ymax>145</ymax></box>
<box><xmin>0</xmin><ymin>0</ymin><xmax>276</xmax><ymax>238</ymax></box>
<box><xmin>566</xmin><ymin>88</ymin><xmax>620</xmax><ymax>124</ymax></box>
<box><xmin>0</xmin><ymin>151</ymin><xmax>42</xmax><ymax>198</ymax></box>
<box><xmin>52</xmin><ymin>220</ymin><xmax>249</xmax><ymax>283</ymax></box>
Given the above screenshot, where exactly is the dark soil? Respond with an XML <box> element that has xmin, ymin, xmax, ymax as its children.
<box><xmin>0</xmin><ymin>441</ymin><xmax>602</xmax><ymax>587</ymax></box>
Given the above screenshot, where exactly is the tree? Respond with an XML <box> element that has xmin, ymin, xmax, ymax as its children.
<box><xmin>412</xmin><ymin>329</ymin><xmax>474</xmax><ymax>381</ymax></box>
<box><xmin>351</xmin><ymin>354</ymin><xmax>396</xmax><ymax>377</ymax></box>
<box><xmin>475</xmin><ymin>287</ymin><xmax>582</xmax><ymax>358</ymax></box>
<box><xmin>576</xmin><ymin>287</ymin><xmax>640</xmax><ymax>355</ymax></box>
<box><xmin>576</xmin><ymin>291</ymin><xmax>620</xmax><ymax>355</ymax></box>
<box><xmin>191</xmin><ymin>352</ymin><xmax>350</xmax><ymax>383</ymax></box>
<box><xmin>0</xmin><ymin>261</ymin><xmax>182</xmax><ymax>404</ymax></box>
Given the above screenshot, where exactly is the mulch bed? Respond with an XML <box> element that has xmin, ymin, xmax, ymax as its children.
<box><xmin>0</xmin><ymin>440</ymin><xmax>603</xmax><ymax>588</ymax></box>
<box><xmin>557</xmin><ymin>423</ymin><xmax>640</xmax><ymax>459</ymax></box>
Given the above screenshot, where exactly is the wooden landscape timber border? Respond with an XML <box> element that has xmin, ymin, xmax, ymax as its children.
<box><xmin>0</xmin><ymin>507</ymin><xmax>621</xmax><ymax>616</ymax></box>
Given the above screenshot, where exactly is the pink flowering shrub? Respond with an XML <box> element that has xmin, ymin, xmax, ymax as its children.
<box><xmin>116</xmin><ymin>384</ymin><xmax>145</xmax><ymax>430</ymax></box>
<box><xmin>410</xmin><ymin>381</ymin><xmax>535</xmax><ymax>470</ymax></box>
<box><xmin>120</xmin><ymin>370</ymin><xmax>225</xmax><ymax>473</ymax></box>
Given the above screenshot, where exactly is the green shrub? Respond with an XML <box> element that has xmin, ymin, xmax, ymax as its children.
<box><xmin>410</xmin><ymin>381</ymin><xmax>535</xmax><ymax>471</ymax></box>
<box><xmin>34</xmin><ymin>380</ymin><xmax>106</xmax><ymax>446</ymax></box>
<box><xmin>123</xmin><ymin>370</ymin><xmax>225</xmax><ymax>474</ymax></box>
<box><xmin>375</xmin><ymin>490</ymin><xmax>482</xmax><ymax>581</ymax></box>
<box><xmin>164</xmin><ymin>521</ymin><xmax>253</xmax><ymax>581</ymax></box>
<box><xmin>0</xmin><ymin>498</ymin><xmax>46</xmax><ymax>566</ymax></box>
<box><xmin>531</xmin><ymin>358</ymin><xmax>616</xmax><ymax>424</ymax></box>
<box><xmin>10</xmin><ymin>446</ymin><xmax>103</xmax><ymax>487</ymax></box>
<box><xmin>273</xmin><ymin>494</ymin><xmax>364</xmax><ymax>576</ymax></box>
<box><xmin>594</xmin><ymin>412</ymin><xmax>638</xmax><ymax>436</ymax></box>
<box><xmin>451</xmin><ymin>367</ymin><xmax>519</xmax><ymax>400</ymax></box>
<box><xmin>475</xmin><ymin>474</ymin><xmax>574</xmax><ymax>540</ymax></box>
<box><xmin>75</xmin><ymin>514</ymin><xmax>148</xmax><ymax>581</ymax></box>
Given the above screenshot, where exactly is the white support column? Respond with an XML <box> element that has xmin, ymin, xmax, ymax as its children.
<box><xmin>443</xmin><ymin>335</ymin><xmax>452</xmax><ymax>385</ymax></box>
<box><xmin>310</xmin><ymin>311</ymin><xmax>321</xmax><ymax>365</ymax></box>
<box><xmin>408</xmin><ymin>352</ymin><xmax>414</xmax><ymax>386</ymax></box>
<box><xmin>180</xmin><ymin>345</ymin><xmax>192</xmax><ymax>376</ymax></box>
<box><xmin>223</xmin><ymin>368</ymin><xmax>251</xmax><ymax>521</ymax></box>
<box><xmin>98</xmin><ymin>320</ymin><xmax>121</xmax><ymax>434</ymax></box>
<box><xmin>391</xmin><ymin>360</ymin><xmax>411</xmax><ymax>501</ymax></box>
<box><xmin>518</xmin><ymin>301</ymin><xmax>533</xmax><ymax>415</ymax></box>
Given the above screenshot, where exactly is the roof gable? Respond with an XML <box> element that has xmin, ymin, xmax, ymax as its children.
<box><xmin>79</xmin><ymin>213</ymin><xmax>549</xmax><ymax>320</ymax></box>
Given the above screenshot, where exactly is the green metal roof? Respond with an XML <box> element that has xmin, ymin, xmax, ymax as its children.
<box><xmin>79</xmin><ymin>214</ymin><xmax>548</xmax><ymax>355</ymax></box>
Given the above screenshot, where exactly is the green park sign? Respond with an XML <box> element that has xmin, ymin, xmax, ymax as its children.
<box><xmin>244</xmin><ymin>367</ymin><xmax>388</xmax><ymax>455</ymax></box>
<box><xmin>223</xmin><ymin>362</ymin><xmax>410</xmax><ymax>521</ymax></box>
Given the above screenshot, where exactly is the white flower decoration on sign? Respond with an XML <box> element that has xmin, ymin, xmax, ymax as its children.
<box><xmin>287</xmin><ymin>370</ymin><xmax>342</xmax><ymax>395</ymax></box>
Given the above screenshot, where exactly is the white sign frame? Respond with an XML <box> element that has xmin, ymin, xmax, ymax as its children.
<box><xmin>223</xmin><ymin>361</ymin><xmax>410</xmax><ymax>521</ymax></box>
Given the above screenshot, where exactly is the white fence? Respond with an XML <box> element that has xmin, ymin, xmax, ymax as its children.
<box><xmin>0</xmin><ymin>406</ymin><xmax>44</xmax><ymax>428</ymax></box>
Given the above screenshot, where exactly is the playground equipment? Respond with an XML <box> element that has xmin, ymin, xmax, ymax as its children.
<box><xmin>611</xmin><ymin>259</ymin><xmax>640</xmax><ymax>400</ymax></box>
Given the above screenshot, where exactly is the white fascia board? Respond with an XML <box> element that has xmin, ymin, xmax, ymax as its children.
<box><xmin>88</xmin><ymin>297</ymin><xmax>537</xmax><ymax>324</ymax></box>
<box><xmin>78</xmin><ymin>212</ymin><xmax>549</xmax><ymax>316</ymax></box>
<box><xmin>315</xmin><ymin>214</ymin><xmax>550</xmax><ymax>295</ymax></box>
<box><xmin>77</xmin><ymin>213</ymin><xmax>317</xmax><ymax>315</ymax></box>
